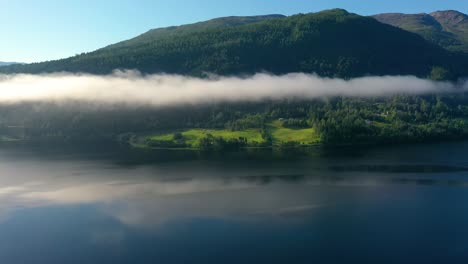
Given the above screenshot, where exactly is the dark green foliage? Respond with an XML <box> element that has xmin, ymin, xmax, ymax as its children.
<box><xmin>2</xmin><ymin>94</ymin><xmax>468</xmax><ymax>146</ymax></box>
<box><xmin>173</xmin><ymin>132</ymin><xmax>184</xmax><ymax>141</ymax></box>
<box><xmin>282</xmin><ymin>118</ymin><xmax>309</xmax><ymax>129</ymax></box>
<box><xmin>108</xmin><ymin>14</ymin><xmax>285</xmax><ymax>49</ymax></box>
<box><xmin>225</xmin><ymin>114</ymin><xmax>265</xmax><ymax>131</ymax></box>
<box><xmin>311</xmin><ymin>95</ymin><xmax>468</xmax><ymax>144</ymax></box>
<box><xmin>198</xmin><ymin>134</ymin><xmax>248</xmax><ymax>150</ymax></box>
<box><xmin>146</xmin><ymin>139</ymin><xmax>187</xmax><ymax>148</ymax></box>
<box><xmin>261</xmin><ymin>128</ymin><xmax>273</xmax><ymax>145</ymax></box>
<box><xmin>429</xmin><ymin>66</ymin><xmax>452</xmax><ymax>81</ymax></box>
<box><xmin>278</xmin><ymin>141</ymin><xmax>301</xmax><ymax>148</ymax></box>
<box><xmin>2</xmin><ymin>9</ymin><xmax>466</xmax><ymax>79</ymax></box>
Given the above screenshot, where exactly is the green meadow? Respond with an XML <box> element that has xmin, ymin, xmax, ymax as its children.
<box><xmin>145</xmin><ymin>120</ymin><xmax>321</xmax><ymax>149</ymax></box>
<box><xmin>268</xmin><ymin>120</ymin><xmax>320</xmax><ymax>145</ymax></box>
<box><xmin>148</xmin><ymin>128</ymin><xmax>265</xmax><ymax>148</ymax></box>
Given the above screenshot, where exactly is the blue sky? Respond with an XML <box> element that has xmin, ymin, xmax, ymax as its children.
<box><xmin>1</xmin><ymin>0</ymin><xmax>467</xmax><ymax>63</ymax></box>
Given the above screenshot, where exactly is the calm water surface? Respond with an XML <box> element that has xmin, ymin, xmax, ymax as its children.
<box><xmin>0</xmin><ymin>142</ymin><xmax>468</xmax><ymax>263</ymax></box>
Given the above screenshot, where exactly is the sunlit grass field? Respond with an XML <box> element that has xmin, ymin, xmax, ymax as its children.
<box><xmin>147</xmin><ymin>121</ymin><xmax>321</xmax><ymax>148</ymax></box>
<box><xmin>268</xmin><ymin>120</ymin><xmax>321</xmax><ymax>144</ymax></box>
<box><xmin>149</xmin><ymin>129</ymin><xmax>265</xmax><ymax>147</ymax></box>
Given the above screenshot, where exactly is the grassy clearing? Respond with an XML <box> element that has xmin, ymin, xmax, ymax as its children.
<box><xmin>149</xmin><ymin>129</ymin><xmax>265</xmax><ymax>148</ymax></box>
<box><xmin>145</xmin><ymin>121</ymin><xmax>321</xmax><ymax>149</ymax></box>
<box><xmin>268</xmin><ymin>120</ymin><xmax>321</xmax><ymax>145</ymax></box>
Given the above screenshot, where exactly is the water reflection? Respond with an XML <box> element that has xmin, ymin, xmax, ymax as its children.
<box><xmin>2</xmin><ymin>143</ymin><xmax>468</xmax><ymax>263</ymax></box>
<box><xmin>0</xmin><ymin>165</ymin><xmax>328</xmax><ymax>228</ymax></box>
<box><xmin>0</xmin><ymin>142</ymin><xmax>467</xmax><ymax>230</ymax></box>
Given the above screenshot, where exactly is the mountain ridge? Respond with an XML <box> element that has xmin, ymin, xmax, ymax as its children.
<box><xmin>0</xmin><ymin>62</ymin><xmax>19</xmax><ymax>67</ymax></box>
<box><xmin>430</xmin><ymin>10</ymin><xmax>467</xmax><ymax>25</ymax></box>
<box><xmin>373</xmin><ymin>10</ymin><xmax>468</xmax><ymax>53</ymax></box>
<box><xmin>1</xmin><ymin>9</ymin><xmax>466</xmax><ymax>79</ymax></box>
<box><xmin>103</xmin><ymin>14</ymin><xmax>286</xmax><ymax>51</ymax></box>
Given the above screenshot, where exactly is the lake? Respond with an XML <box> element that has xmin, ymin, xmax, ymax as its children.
<box><xmin>0</xmin><ymin>142</ymin><xmax>468</xmax><ymax>263</ymax></box>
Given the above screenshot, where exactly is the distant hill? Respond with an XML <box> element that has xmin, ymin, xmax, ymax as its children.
<box><xmin>0</xmin><ymin>62</ymin><xmax>19</xmax><ymax>67</ymax></box>
<box><xmin>373</xmin><ymin>10</ymin><xmax>468</xmax><ymax>53</ymax></box>
<box><xmin>1</xmin><ymin>9</ymin><xmax>466</xmax><ymax>79</ymax></box>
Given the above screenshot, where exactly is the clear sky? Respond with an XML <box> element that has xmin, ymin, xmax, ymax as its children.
<box><xmin>1</xmin><ymin>0</ymin><xmax>467</xmax><ymax>63</ymax></box>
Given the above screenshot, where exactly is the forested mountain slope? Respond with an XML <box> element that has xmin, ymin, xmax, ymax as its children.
<box><xmin>373</xmin><ymin>10</ymin><xmax>468</xmax><ymax>53</ymax></box>
<box><xmin>1</xmin><ymin>9</ymin><xmax>466</xmax><ymax>79</ymax></box>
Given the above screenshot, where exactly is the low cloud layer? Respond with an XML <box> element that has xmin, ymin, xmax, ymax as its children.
<box><xmin>0</xmin><ymin>71</ymin><xmax>466</xmax><ymax>106</ymax></box>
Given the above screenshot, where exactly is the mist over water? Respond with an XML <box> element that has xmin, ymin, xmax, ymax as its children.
<box><xmin>0</xmin><ymin>71</ymin><xmax>466</xmax><ymax>106</ymax></box>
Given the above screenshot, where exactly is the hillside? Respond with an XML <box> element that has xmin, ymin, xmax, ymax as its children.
<box><xmin>106</xmin><ymin>14</ymin><xmax>286</xmax><ymax>50</ymax></box>
<box><xmin>1</xmin><ymin>9</ymin><xmax>466</xmax><ymax>79</ymax></box>
<box><xmin>373</xmin><ymin>10</ymin><xmax>468</xmax><ymax>53</ymax></box>
<box><xmin>0</xmin><ymin>62</ymin><xmax>19</xmax><ymax>67</ymax></box>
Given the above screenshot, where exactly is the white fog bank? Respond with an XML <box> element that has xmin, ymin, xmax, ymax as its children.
<box><xmin>0</xmin><ymin>71</ymin><xmax>466</xmax><ymax>106</ymax></box>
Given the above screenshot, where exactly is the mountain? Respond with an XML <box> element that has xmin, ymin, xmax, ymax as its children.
<box><xmin>0</xmin><ymin>62</ymin><xmax>19</xmax><ymax>67</ymax></box>
<box><xmin>106</xmin><ymin>14</ymin><xmax>286</xmax><ymax>50</ymax></box>
<box><xmin>373</xmin><ymin>10</ymin><xmax>468</xmax><ymax>53</ymax></box>
<box><xmin>1</xmin><ymin>9</ymin><xmax>466</xmax><ymax>79</ymax></box>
